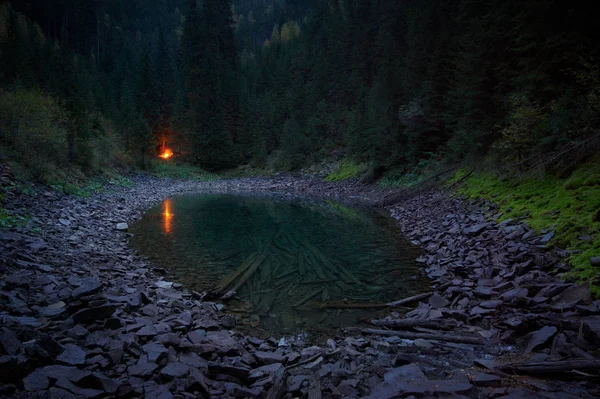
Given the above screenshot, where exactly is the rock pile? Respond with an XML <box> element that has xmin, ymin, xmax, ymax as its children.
<box><xmin>0</xmin><ymin>174</ymin><xmax>599</xmax><ymax>398</ymax></box>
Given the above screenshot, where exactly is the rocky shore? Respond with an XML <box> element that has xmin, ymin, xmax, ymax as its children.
<box><xmin>1</xmin><ymin>174</ymin><xmax>599</xmax><ymax>398</ymax></box>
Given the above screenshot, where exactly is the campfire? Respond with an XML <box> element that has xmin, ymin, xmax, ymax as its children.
<box><xmin>159</xmin><ymin>148</ymin><xmax>174</xmax><ymax>159</ymax></box>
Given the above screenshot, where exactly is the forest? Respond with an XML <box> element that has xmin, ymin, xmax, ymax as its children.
<box><xmin>2</xmin><ymin>0</ymin><xmax>599</xmax><ymax>179</ymax></box>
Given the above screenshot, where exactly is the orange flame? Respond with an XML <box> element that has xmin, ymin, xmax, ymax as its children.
<box><xmin>159</xmin><ymin>148</ymin><xmax>174</xmax><ymax>159</ymax></box>
<box><xmin>163</xmin><ymin>199</ymin><xmax>173</xmax><ymax>234</ymax></box>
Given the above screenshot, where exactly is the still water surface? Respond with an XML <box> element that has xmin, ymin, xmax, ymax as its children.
<box><xmin>130</xmin><ymin>194</ymin><xmax>428</xmax><ymax>342</ymax></box>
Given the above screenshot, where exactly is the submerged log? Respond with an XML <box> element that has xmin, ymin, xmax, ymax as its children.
<box><xmin>222</xmin><ymin>253</ymin><xmax>268</xmax><ymax>300</ymax></box>
<box><xmin>298</xmin><ymin>253</ymin><xmax>306</xmax><ymax>276</ymax></box>
<box><xmin>212</xmin><ymin>252</ymin><xmax>258</xmax><ymax>295</ymax></box>
<box><xmin>292</xmin><ymin>288</ymin><xmax>325</xmax><ymax>308</ymax></box>
<box><xmin>498</xmin><ymin>360</ymin><xmax>600</xmax><ymax>378</ymax></box>
<box><xmin>345</xmin><ymin>327</ymin><xmax>484</xmax><ymax>345</ymax></box>
<box><xmin>321</xmin><ymin>292</ymin><xmax>433</xmax><ymax>309</ymax></box>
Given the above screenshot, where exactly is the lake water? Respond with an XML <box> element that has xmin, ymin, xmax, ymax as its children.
<box><xmin>130</xmin><ymin>194</ymin><xmax>428</xmax><ymax>342</ymax></box>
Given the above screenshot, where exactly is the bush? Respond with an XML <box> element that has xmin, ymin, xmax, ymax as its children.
<box><xmin>0</xmin><ymin>88</ymin><xmax>70</xmax><ymax>179</ymax></box>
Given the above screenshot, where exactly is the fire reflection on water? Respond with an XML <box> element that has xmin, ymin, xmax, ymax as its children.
<box><xmin>163</xmin><ymin>199</ymin><xmax>174</xmax><ymax>234</ymax></box>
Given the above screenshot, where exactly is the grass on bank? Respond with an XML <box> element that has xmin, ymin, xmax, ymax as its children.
<box><xmin>151</xmin><ymin>160</ymin><xmax>219</xmax><ymax>181</ymax></box>
<box><xmin>451</xmin><ymin>162</ymin><xmax>600</xmax><ymax>295</ymax></box>
<box><xmin>324</xmin><ymin>160</ymin><xmax>366</xmax><ymax>182</ymax></box>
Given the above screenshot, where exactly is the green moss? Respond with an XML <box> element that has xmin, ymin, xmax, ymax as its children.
<box><xmin>0</xmin><ymin>207</ymin><xmax>29</xmax><ymax>228</ymax></box>
<box><xmin>454</xmin><ymin>162</ymin><xmax>600</xmax><ymax>295</ymax></box>
<box><xmin>325</xmin><ymin>160</ymin><xmax>364</xmax><ymax>182</ymax></box>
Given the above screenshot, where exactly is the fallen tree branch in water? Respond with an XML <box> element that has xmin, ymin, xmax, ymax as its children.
<box><xmin>498</xmin><ymin>360</ymin><xmax>600</xmax><ymax>378</ymax></box>
<box><xmin>345</xmin><ymin>327</ymin><xmax>484</xmax><ymax>345</ymax></box>
<box><xmin>320</xmin><ymin>292</ymin><xmax>433</xmax><ymax>309</ymax></box>
<box><xmin>370</xmin><ymin>318</ymin><xmax>458</xmax><ymax>330</ymax></box>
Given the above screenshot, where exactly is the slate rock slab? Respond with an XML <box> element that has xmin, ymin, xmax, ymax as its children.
<box><xmin>0</xmin><ymin>328</ymin><xmax>21</xmax><ymax>355</ymax></box>
<box><xmin>524</xmin><ymin>326</ymin><xmax>557</xmax><ymax>353</ymax></box>
<box><xmin>23</xmin><ymin>370</ymin><xmax>50</xmax><ymax>391</ymax></box>
<box><xmin>128</xmin><ymin>361</ymin><xmax>158</xmax><ymax>377</ymax></box>
<box><xmin>160</xmin><ymin>362</ymin><xmax>190</xmax><ymax>379</ymax></box>
<box><xmin>254</xmin><ymin>351</ymin><xmax>286</xmax><ymax>365</ymax></box>
<box><xmin>57</xmin><ymin>344</ymin><xmax>87</xmax><ymax>366</ymax></box>
<box><xmin>71</xmin><ymin>278</ymin><xmax>102</xmax><ymax>299</ymax></box>
<box><xmin>39</xmin><ymin>365</ymin><xmax>91</xmax><ymax>383</ymax></box>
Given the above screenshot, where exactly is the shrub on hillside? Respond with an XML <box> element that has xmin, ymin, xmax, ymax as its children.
<box><xmin>0</xmin><ymin>88</ymin><xmax>70</xmax><ymax>179</ymax></box>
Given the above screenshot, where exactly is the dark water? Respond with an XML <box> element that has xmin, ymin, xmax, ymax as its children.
<box><xmin>130</xmin><ymin>194</ymin><xmax>428</xmax><ymax>342</ymax></box>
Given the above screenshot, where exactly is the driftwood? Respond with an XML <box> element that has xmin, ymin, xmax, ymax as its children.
<box><xmin>371</xmin><ymin>318</ymin><xmax>458</xmax><ymax>330</ymax></box>
<box><xmin>286</xmin><ymin>349</ymin><xmax>340</xmax><ymax>371</ymax></box>
<box><xmin>498</xmin><ymin>360</ymin><xmax>600</xmax><ymax>378</ymax></box>
<box><xmin>345</xmin><ymin>327</ymin><xmax>484</xmax><ymax>345</ymax></box>
<box><xmin>264</xmin><ymin>367</ymin><xmax>286</xmax><ymax>399</ymax></box>
<box><xmin>320</xmin><ymin>292</ymin><xmax>433</xmax><ymax>309</ymax></box>
<box><xmin>387</xmin><ymin>292</ymin><xmax>433</xmax><ymax>307</ymax></box>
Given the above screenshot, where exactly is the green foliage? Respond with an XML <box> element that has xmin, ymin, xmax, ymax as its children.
<box><xmin>325</xmin><ymin>160</ymin><xmax>365</xmax><ymax>182</ymax></box>
<box><xmin>0</xmin><ymin>88</ymin><xmax>69</xmax><ymax>179</ymax></box>
<box><xmin>108</xmin><ymin>175</ymin><xmax>135</xmax><ymax>187</ymax></box>
<box><xmin>0</xmin><ymin>207</ymin><xmax>29</xmax><ymax>228</ymax></box>
<box><xmin>455</xmin><ymin>162</ymin><xmax>600</xmax><ymax>295</ymax></box>
<box><xmin>152</xmin><ymin>161</ymin><xmax>219</xmax><ymax>181</ymax></box>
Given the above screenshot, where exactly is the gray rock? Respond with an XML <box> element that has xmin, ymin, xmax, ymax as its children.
<box><xmin>540</xmin><ymin>231</ymin><xmax>555</xmax><ymax>244</ymax></box>
<box><xmin>470</xmin><ymin>372</ymin><xmax>501</xmax><ymax>387</ymax></box>
<box><xmin>582</xmin><ymin>317</ymin><xmax>600</xmax><ymax>345</ymax></box>
<box><xmin>128</xmin><ymin>361</ymin><xmax>158</xmax><ymax>377</ymax></box>
<box><xmin>254</xmin><ymin>351</ymin><xmax>286</xmax><ymax>365</ymax></box>
<box><xmin>524</xmin><ymin>326</ymin><xmax>557</xmax><ymax>353</ymax></box>
<box><xmin>551</xmin><ymin>284</ymin><xmax>591</xmax><ymax>310</ymax></box>
<box><xmin>57</xmin><ymin>344</ymin><xmax>87</xmax><ymax>365</ymax></box>
<box><xmin>500</xmin><ymin>287</ymin><xmax>529</xmax><ymax>302</ymax></box>
<box><xmin>208</xmin><ymin>362</ymin><xmax>250</xmax><ymax>380</ymax></box>
<box><xmin>463</xmin><ymin>224</ymin><xmax>486</xmax><ymax>235</ymax></box>
<box><xmin>179</xmin><ymin>352</ymin><xmax>207</xmax><ymax>369</ymax></box>
<box><xmin>0</xmin><ymin>328</ymin><xmax>21</xmax><ymax>355</ymax></box>
<box><xmin>186</xmin><ymin>368</ymin><xmax>209</xmax><ymax>396</ymax></box>
<box><xmin>144</xmin><ymin>382</ymin><xmax>172</xmax><ymax>399</ymax></box>
<box><xmin>160</xmin><ymin>362</ymin><xmax>190</xmax><ymax>379</ymax></box>
<box><xmin>591</xmin><ymin>257</ymin><xmax>600</xmax><ymax>267</ymax></box>
<box><xmin>47</xmin><ymin>387</ymin><xmax>77</xmax><ymax>399</ymax></box>
<box><xmin>39</xmin><ymin>365</ymin><xmax>91</xmax><ymax>382</ymax></box>
<box><xmin>143</xmin><ymin>342</ymin><xmax>168</xmax><ymax>363</ymax></box>
<box><xmin>23</xmin><ymin>370</ymin><xmax>49</xmax><ymax>391</ymax></box>
<box><xmin>72</xmin><ymin>278</ymin><xmax>102</xmax><ymax>298</ymax></box>
<box><xmin>384</xmin><ymin>364</ymin><xmax>427</xmax><ymax>383</ymax></box>
<box><xmin>428</xmin><ymin>293</ymin><xmax>450</xmax><ymax>309</ymax></box>
<box><xmin>136</xmin><ymin>325</ymin><xmax>158</xmax><ymax>337</ymax></box>
<box><xmin>187</xmin><ymin>329</ymin><xmax>207</xmax><ymax>345</ymax></box>
<box><xmin>116</xmin><ymin>223</ymin><xmax>128</xmax><ymax>230</ymax></box>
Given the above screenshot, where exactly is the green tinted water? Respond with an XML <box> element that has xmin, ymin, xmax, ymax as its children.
<box><xmin>130</xmin><ymin>194</ymin><xmax>428</xmax><ymax>342</ymax></box>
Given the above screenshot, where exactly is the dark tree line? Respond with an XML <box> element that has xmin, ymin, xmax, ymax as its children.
<box><xmin>2</xmin><ymin>0</ymin><xmax>599</xmax><ymax>175</ymax></box>
<box><xmin>233</xmin><ymin>0</ymin><xmax>600</xmax><ymax>172</ymax></box>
